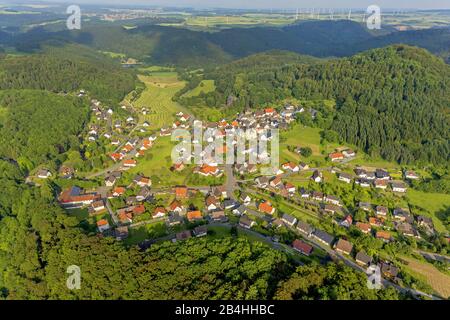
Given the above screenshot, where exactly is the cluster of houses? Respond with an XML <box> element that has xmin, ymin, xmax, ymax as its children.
<box><xmin>335</xmin><ymin>167</ymin><xmax>418</xmax><ymax>193</ymax></box>
<box><xmin>110</xmin><ymin>135</ymin><xmax>156</xmax><ymax>170</ymax></box>
<box><xmin>328</xmin><ymin>148</ymin><xmax>357</xmax><ymax>162</ymax></box>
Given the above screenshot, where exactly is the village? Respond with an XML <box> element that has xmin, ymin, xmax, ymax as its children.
<box><xmin>31</xmin><ymin>90</ymin><xmax>445</xmax><ymax>299</ymax></box>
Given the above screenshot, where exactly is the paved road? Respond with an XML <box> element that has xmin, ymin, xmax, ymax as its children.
<box><xmin>415</xmin><ymin>249</ymin><xmax>450</xmax><ymax>264</ymax></box>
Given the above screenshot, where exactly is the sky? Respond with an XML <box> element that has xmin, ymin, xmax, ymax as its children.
<box><xmin>11</xmin><ymin>1</ymin><xmax>450</xmax><ymax>10</ymax></box>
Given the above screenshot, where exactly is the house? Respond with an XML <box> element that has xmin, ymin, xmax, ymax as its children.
<box><xmin>299</xmin><ymin>162</ymin><xmax>309</xmax><ymax>171</ymax></box>
<box><xmin>282</xmin><ymin>162</ymin><xmax>299</xmax><ymax>173</ymax></box>
<box><xmin>223</xmin><ymin>199</ymin><xmax>239</xmax><ymax>210</ymax></box>
<box><xmin>329</xmin><ymin>152</ymin><xmax>344</xmax><ymax>162</ymax></box>
<box><xmin>299</xmin><ymin>188</ymin><xmax>310</xmax><ymax>199</ymax></box>
<box><xmin>312</xmin><ymin>191</ymin><xmax>324</xmax><ymax>202</ymax></box>
<box><xmin>374</xmin><ymin>179</ymin><xmax>388</xmax><ymax>190</ymax></box>
<box><xmin>173</xmin><ymin>187</ymin><xmax>188</xmax><ymax>200</ymax></box>
<box><xmin>354</xmin><ymin>168</ymin><xmax>367</xmax><ymax>178</ymax></box>
<box><xmin>380</xmin><ymin>262</ymin><xmax>399</xmax><ymax>280</ymax></box>
<box><xmin>405</xmin><ymin>171</ymin><xmax>419</xmax><ymax>180</ymax></box>
<box><xmin>132</xmin><ymin>205</ymin><xmax>146</xmax><ymax>215</ymax></box>
<box><xmin>258</xmin><ymin>201</ymin><xmax>275</xmax><ymax>215</ymax></box>
<box><xmin>281</xmin><ymin>214</ymin><xmax>297</xmax><ymax>227</ymax></box>
<box><xmin>356</xmin><ymin>179</ymin><xmax>371</xmax><ymax>188</ymax></box>
<box><xmin>269</xmin><ymin>176</ymin><xmax>283</xmax><ymax>189</ymax></box>
<box><xmin>391</xmin><ymin>182</ymin><xmax>407</xmax><ymax>193</ymax></box>
<box><xmin>239</xmin><ymin>215</ymin><xmax>256</xmax><ymax>229</ymax></box>
<box><xmin>134</xmin><ymin>175</ymin><xmax>152</xmax><ymax>187</ymax></box>
<box><xmin>91</xmin><ymin>200</ymin><xmax>105</xmax><ymax>213</ymax></box>
<box><xmin>292</xmin><ymin>239</ymin><xmax>313</xmax><ymax>256</ymax></box>
<box><xmin>359</xmin><ymin>202</ymin><xmax>372</xmax><ymax>212</ymax></box>
<box><xmin>172</xmin><ymin>163</ymin><xmax>185</xmax><ymax>172</ymax></box>
<box><xmin>393</xmin><ymin>208</ymin><xmax>412</xmax><ymax>222</ymax></box>
<box><xmin>112</xmin><ymin>187</ymin><xmax>126</xmax><ymax>197</ymax></box>
<box><xmin>255</xmin><ymin>176</ymin><xmax>270</xmax><ymax>188</ymax></box>
<box><xmin>356</xmin><ymin>222</ymin><xmax>371</xmax><ymax>234</ymax></box>
<box><xmin>206</xmin><ymin>196</ymin><xmax>220</xmax><ymax>212</ymax></box>
<box><xmin>110</xmin><ymin>153</ymin><xmax>124</xmax><ymax>162</ymax></box>
<box><xmin>176</xmin><ymin>230</ymin><xmax>192</xmax><ymax>241</ymax></box>
<box><xmin>59</xmin><ymin>166</ymin><xmax>74</xmax><ymax>179</ymax></box>
<box><xmin>366</xmin><ymin>172</ymin><xmax>376</xmax><ymax>180</ymax></box>
<box><xmin>376</xmin><ymin>231</ymin><xmax>392</xmax><ymax>242</ymax></box>
<box><xmin>193</xmin><ymin>226</ymin><xmax>208</xmax><ymax>237</ymax></box>
<box><xmin>240</xmin><ymin>193</ymin><xmax>252</xmax><ymax>205</ymax></box>
<box><xmin>312</xmin><ymin>229</ymin><xmax>334</xmax><ymax>247</ymax></box>
<box><xmin>212</xmin><ymin>186</ymin><xmax>228</xmax><ymax>199</ymax></box>
<box><xmin>376</xmin><ymin>169</ymin><xmax>390</xmax><ymax>180</ymax></box>
<box><xmin>396</xmin><ymin>222</ymin><xmax>420</xmax><ymax>238</ymax></box>
<box><xmin>233</xmin><ymin>205</ymin><xmax>247</xmax><ymax>216</ymax></box>
<box><xmin>376</xmin><ymin>206</ymin><xmax>388</xmax><ymax>217</ymax></box>
<box><xmin>97</xmin><ymin>219</ymin><xmax>110</xmax><ymax>232</ymax></box>
<box><xmin>297</xmin><ymin>221</ymin><xmax>314</xmax><ymax>237</ymax></box>
<box><xmin>369</xmin><ymin>217</ymin><xmax>383</xmax><ymax>228</ymax></box>
<box><xmin>197</xmin><ymin>164</ymin><xmax>220</xmax><ymax>177</ymax></box>
<box><xmin>37</xmin><ymin>169</ymin><xmax>52</xmax><ymax>179</ymax></box>
<box><xmin>136</xmin><ymin>187</ymin><xmax>151</xmax><ymax>202</ymax></box>
<box><xmin>152</xmin><ymin>207</ymin><xmax>166</xmax><ymax>219</ymax></box>
<box><xmin>335</xmin><ymin>239</ymin><xmax>353</xmax><ymax>255</ymax></box>
<box><xmin>355</xmin><ymin>251</ymin><xmax>373</xmax><ymax>267</ymax></box>
<box><xmin>169</xmin><ymin>200</ymin><xmax>184</xmax><ymax>214</ymax></box>
<box><xmin>209</xmin><ymin>210</ymin><xmax>227</xmax><ymax>223</ymax></box>
<box><xmin>104</xmin><ymin>175</ymin><xmax>117</xmax><ymax>187</ymax></box>
<box><xmin>168</xmin><ymin>212</ymin><xmax>184</xmax><ymax>226</ymax></box>
<box><xmin>342</xmin><ymin>149</ymin><xmax>356</xmax><ymax>158</ymax></box>
<box><xmin>118</xmin><ymin>212</ymin><xmax>133</xmax><ymax>225</ymax></box>
<box><xmin>311</xmin><ymin>170</ymin><xmax>322</xmax><ymax>183</ymax></box>
<box><xmin>114</xmin><ymin>226</ymin><xmax>129</xmax><ymax>241</ymax></box>
<box><xmin>324</xmin><ymin>195</ymin><xmax>340</xmax><ymax>206</ymax></box>
<box><xmin>417</xmin><ymin>216</ymin><xmax>434</xmax><ymax>230</ymax></box>
<box><xmin>187</xmin><ymin>211</ymin><xmax>203</xmax><ymax>222</ymax></box>
<box><xmin>340</xmin><ymin>215</ymin><xmax>353</xmax><ymax>228</ymax></box>
<box><xmin>123</xmin><ymin>160</ymin><xmax>137</xmax><ymax>168</ymax></box>
<box><xmin>285</xmin><ymin>183</ymin><xmax>296</xmax><ymax>194</ymax></box>
<box><xmin>338</xmin><ymin>173</ymin><xmax>352</xmax><ymax>184</ymax></box>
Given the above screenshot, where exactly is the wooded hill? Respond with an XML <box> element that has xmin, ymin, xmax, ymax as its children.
<box><xmin>1</xmin><ymin>20</ymin><xmax>448</xmax><ymax>66</ymax></box>
<box><xmin>194</xmin><ymin>45</ymin><xmax>450</xmax><ymax>166</ymax></box>
<box><xmin>0</xmin><ymin>45</ymin><xmax>138</xmax><ymax>105</ymax></box>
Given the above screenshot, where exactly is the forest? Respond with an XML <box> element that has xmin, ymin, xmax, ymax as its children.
<box><xmin>193</xmin><ymin>45</ymin><xmax>450</xmax><ymax>166</ymax></box>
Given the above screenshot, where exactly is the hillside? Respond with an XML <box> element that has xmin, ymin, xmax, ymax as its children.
<box><xmin>1</xmin><ymin>21</ymin><xmax>448</xmax><ymax>67</ymax></box>
<box><xmin>197</xmin><ymin>45</ymin><xmax>450</xmax><ymax>166</ymax></box>
<box><xmin>0</xmin><ymin>45</ymin><xmax>138</xmax><ymax>104</ymax></box>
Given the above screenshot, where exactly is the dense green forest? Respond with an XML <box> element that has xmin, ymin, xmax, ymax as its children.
<box><xmin>1</xmin><ymin>21</ymin><xmax>448</xmax><ymax>66</ymax></box>
<box><xmin>0</xmin><ymin>45</ymin><xmax>138</xmax><ymax>104</ymax></box>
<box><xmin>194</xmin><ymin>45</ymin><xmax>450</xmax><ymax>166</ymax></box>
<box><xmin>0</xmin><ymin>90</ymin><xmax>89</xmax><ymax>171</ymax></box>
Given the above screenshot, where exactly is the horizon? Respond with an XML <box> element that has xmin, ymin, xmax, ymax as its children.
<box><xmin>2</xmin><ymin>0</ymin><xmax>450</xmax><ymax>10</ymax></box>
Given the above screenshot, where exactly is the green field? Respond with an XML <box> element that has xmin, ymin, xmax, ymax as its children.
<box><xmin>182</xmin><ymin>80</ymin><xmax>216</xmax><ymax>98</ymax></box>
<box><xmin>407</xmin><ymin>190</ymin><xmax>450</xmax><ymax>233</ymax></box>
<box><xmin>128</xmin><ymin>136</ymin><xmax>193</xmax><ymax>187</ymax></box>
<box><xmin>127</xmin><ymin>71</ymin><xmax>189</xmax><ymax>131</ymax></box>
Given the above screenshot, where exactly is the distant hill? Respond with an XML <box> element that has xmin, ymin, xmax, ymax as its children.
<box><xmin>1</xmin><ymin>20</ymin><xmax>448</xmax><ymax>66</ymax></box>
<box><xmin>199</xmin><ymin>45</ymin><xmax>450</xmax><ymax>165</ymax></box>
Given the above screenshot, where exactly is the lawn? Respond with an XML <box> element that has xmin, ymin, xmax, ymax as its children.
<box><xmin>124</xmin><ymin>222</ymin><xmax>168</xmax><ymax>246</ymax></box>
<box><xmin>406</xmin><ymin>190</ymin><xmax>450</xmax><ymax>233</ymax></box>
<box><xmin>128</xmin><ymin>136</ymin><xmax>192</xmax><ymax>187</ymax></box>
